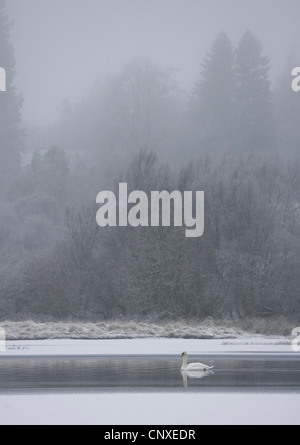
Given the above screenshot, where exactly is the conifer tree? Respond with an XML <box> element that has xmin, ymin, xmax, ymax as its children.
<box><xmin>190</xmin><ymin>32</ymin><xmax>236</xmax><ymax>152</ymax></box>
<box><xmin>235</xmin><ymin>31</ymin><xmax>274</xmax><ymax>151</ymax></box>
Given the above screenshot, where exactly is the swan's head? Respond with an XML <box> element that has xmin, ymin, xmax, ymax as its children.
<box><xmin>181</xmin><ymin>352</ymin><xmax>187</xmax><ymax>357</ymax></box>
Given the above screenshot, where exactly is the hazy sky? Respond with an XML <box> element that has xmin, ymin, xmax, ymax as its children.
<box><xmin>7</xmin><ymin>0</ymin><xmax>300</xmax><ymax>125</ymax></box>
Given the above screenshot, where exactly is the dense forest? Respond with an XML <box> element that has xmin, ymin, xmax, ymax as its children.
<box><xmin>0</xmin><ymin>3</ymin><xmax>299</xmax><ymax>322</ymax></box>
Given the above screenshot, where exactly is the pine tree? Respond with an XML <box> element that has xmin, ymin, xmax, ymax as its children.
<box><xmin>190</xmin><ymin>32</ymin><xmax>236</xmax><ymax>152</ymax></box>
<box><xmin>0</xmin><ymin>0</ymin><xmax>23</xmax><ymax>191</ymax></box>
<box><xmin>235</xmin><ymin>31</ymin><xmax>274</xmax><ymax>151</ymax></box>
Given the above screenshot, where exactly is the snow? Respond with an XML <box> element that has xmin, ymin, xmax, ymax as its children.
<box><xmin>0</xmin><ymin>320</ymin><xmax>241</xmax><ymax>341</ymax></box>
<box><xmin>0</xmin><ymin>320</ymin><xmax>295</xmax><ymax>355</ymax></box>
<box><xmin>0</xmin><ymin>392</ymin><xmax>299</xmax><ymax>425</ymax></box>
<box><xmin>1</xmin><ymin>337</ymin><xmax>296</xmax><ymax>358</ymax></box>
<box><xmin>0</xmin><ymin>337</ymin><xmax>299</xmax><ymax>425</ymax></box>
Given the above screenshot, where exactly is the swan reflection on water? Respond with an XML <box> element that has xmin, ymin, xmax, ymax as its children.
<box><xmin>181</xmin><ymin>370</ymin><xmax>215</xmax><ymax>388</ymax></box>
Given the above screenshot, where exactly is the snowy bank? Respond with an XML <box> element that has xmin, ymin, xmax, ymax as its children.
<box><xmin>1</xmin><ymin>337</ymin><xmax>296</xmax><ymax>358</ymax></box>
<box><xmin>0</xmin><ymin>321</ymin><xmax>296</xmax><ymax>357</ymax></box>
<box><xmin>0</xmin><ymin>320</ymin><xmax>242</xmax><ymax>341</ymax></box>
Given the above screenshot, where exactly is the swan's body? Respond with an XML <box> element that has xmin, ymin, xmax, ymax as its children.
<box><xmin>181</xmin><ymin>352</ymin><xmax>214</xmax><ymax>372</ymax></box>
<box><xmin>181</xmin><ymin>370</ymin><xmax>214</xmax><ymax>380</ymax></box>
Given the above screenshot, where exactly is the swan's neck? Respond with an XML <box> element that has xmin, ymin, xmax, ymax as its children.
<box><xmin>182</xmin><ymin>355</ymin><xmax>188</xmax><ymax>370</ymax></box>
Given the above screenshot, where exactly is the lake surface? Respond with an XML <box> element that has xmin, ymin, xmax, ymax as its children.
<box><xmin>0</xmin><ymin>355</ymin><xmax>300</xmax><ymax>392</ymax></box>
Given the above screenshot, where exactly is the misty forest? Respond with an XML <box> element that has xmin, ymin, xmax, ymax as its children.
<box><xmin>0</xmin><ymin>2</ymin><xmax>299</xmax><ymax>325</ymax></box>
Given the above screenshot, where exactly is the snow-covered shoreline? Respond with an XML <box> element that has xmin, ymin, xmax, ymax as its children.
<box><xmin>0</xmin><ymin>337</ymin><xmax>296</xmax><ymax>358</ymax></box>
<box><xmin>0</xmin><ymin>319</ymin><xmax>295</xmax><ymax>341</ymax></box>
<box><xmin>0</xmin><ymin>320</ymin><xmax>241</xmax><ymax>341</ymax></box>
<box><xmin>0</xmin><ymin>320</ymin><xmax>296</xmax><ymax>357</ymax></box>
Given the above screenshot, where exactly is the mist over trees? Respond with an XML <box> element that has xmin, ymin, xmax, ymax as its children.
<box><xmin>0</xmin><ymin>1</ymin><xmax>23</xmax><ymax>193</ymax></box>
<box><xmin>0</xmin><ymin>5</ymin><xmax>299</xmax><ymax>324</ymax></box>
<box><xmin>189</xmin><ymin>31</ymin><xmax>275</xmax><ymax>154</ymax></box>
<box><xmin>274</xmin><ymin>44</ymin><xmax>300</xmax><ymax>155</ymax></box>
<box><xmin>189</xmin><ymin>32</ymin><xmax>237</xmax><ymax>152</ymax></box>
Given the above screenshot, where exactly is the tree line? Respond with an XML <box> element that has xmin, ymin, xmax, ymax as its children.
<box><xmin>0</xmin><ymin>1</ymin><xmax>299</xmax><ymax>322</ymax></box>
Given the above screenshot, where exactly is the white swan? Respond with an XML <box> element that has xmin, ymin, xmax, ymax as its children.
<box><xmin>181</xmin><ymin>352</ymin><xmax>214</xmax><ymax>371</ymax></box>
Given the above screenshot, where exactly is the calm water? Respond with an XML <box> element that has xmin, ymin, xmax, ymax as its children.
<box><xmin>0</xmin><ymin>355</ymin><xmax>300</xmax><ymax>392</ymax></box>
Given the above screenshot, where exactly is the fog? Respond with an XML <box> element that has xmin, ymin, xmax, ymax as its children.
<box><xmin>7</xmin><ymin>0</ymin><xmax>300</xmax><ymax>125</ymax></box>
<box><xmin>0</xmin><ymin>0</ymin><xmax>300</xmax><ymax>327</ymax></box>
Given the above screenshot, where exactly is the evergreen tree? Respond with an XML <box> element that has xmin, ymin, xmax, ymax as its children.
<box><xmin>190</xmin><ymin>32</ymin><xmax>236</xmax><ymax>152</ymax></box>
<box><xmin>235</xmin><ymin>31</ymin><xmax>274</xmax><ymax>151</ymax></box>
<box><xmin>0</xmin><ymin>0</ymin><xmax>23</xmax><ymax>192</ymax></box>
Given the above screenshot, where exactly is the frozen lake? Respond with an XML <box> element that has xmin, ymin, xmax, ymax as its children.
<box><xmin>0</xmin><ymin>354</ymin><xmax>299</xmax><ymax>392</ymax></box>
<box><xmin>0</xmin><ymin>340</ymin><xmax>299</xmax><ymax>424</ymax></box>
